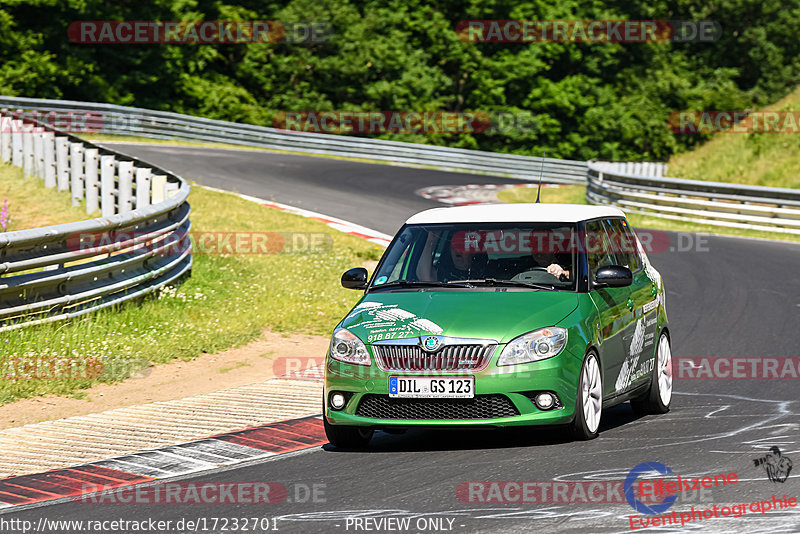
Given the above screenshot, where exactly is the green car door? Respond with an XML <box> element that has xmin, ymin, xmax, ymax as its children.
<box><xmin>584</xmin><ymin>218</ymin><xmax>634</xmax><ymax>398</ymax></box>
<box><xmin>603</xmin><ymin>218</ymin><xmax>658</xmax><ymax>395</ymax></box>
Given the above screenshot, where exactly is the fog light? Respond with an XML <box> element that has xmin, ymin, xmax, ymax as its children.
<box><xmin>330</xmin><ymin>393</ymin><xmax>346</xmax><ymax>410</ymax></box>
<box><xmin>534</xmin><ymin>392</ymin><xmax>555</xmax><ymax>410</ymax></box>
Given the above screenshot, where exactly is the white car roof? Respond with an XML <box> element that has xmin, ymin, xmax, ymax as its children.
<box><xmin>405</xmin><ymin>203</ymin><xmax>626</xmax><ymax>224</ymax></box>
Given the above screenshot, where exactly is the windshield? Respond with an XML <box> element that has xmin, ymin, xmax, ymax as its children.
<box><xmin>371</xmin><ymin>223</ymin><xmax>578</xmax><ymax>291</ymax></box>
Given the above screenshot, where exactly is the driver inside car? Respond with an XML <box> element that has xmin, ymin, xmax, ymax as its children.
<box><xmin>438</xmin><ymin>247</ymin><xmax>488</xmax><ymax>281</ymax></box>
<box><xmin>417</xmin><ymin>232</ymin><xmax>570</xmax><ymax>282</ymax></box>
<box><xmin>416</xmin><ymin>232</ymin><xmax>486</xmax><ymax>282</ymax></box>
<box><xmin>546</xmin><ymin>263</ymin><xmax>570</xmax><ymax>280</ymax></box>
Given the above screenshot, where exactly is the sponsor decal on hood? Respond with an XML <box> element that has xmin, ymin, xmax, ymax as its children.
<box><xmin>340</xmin><ymin>291</ymin><xmax>579</xmax><ymax>344</ymax></box>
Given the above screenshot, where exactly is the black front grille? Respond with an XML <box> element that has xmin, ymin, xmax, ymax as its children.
<box><xmin>373</xmin><ymin>344</ymin><xmax>495</xmax><ymax>371</ymax></box>
<box><xmin>355</xmin><ymin>394</ymin><xmax>520</xmax><ymax>420</ymax></box>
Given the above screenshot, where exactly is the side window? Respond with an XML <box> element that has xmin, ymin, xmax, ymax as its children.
<box><xmin>603</xmin><ymin>218</ymin><xmax>639</xmax><ymax>271</ymax></box>
<box><xmin>585</xmin><ymin>220</ymin><xmax>615</xmax><ymax>277</ymax></box>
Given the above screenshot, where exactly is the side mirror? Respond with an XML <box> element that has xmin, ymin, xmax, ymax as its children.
<box><xmin>341</xmin><ymin>267</ymin><xmax>369</xmax><ymax>290</ymax></box>
<box><xmin>594</xmin><ymin>265</ymin><xmax>633</xmax><ymax>288</ymax></box>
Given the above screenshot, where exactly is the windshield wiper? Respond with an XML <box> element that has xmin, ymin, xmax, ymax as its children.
<box><xmin>448</xmin><ymin>278</ymin><xmax>557</xmax><ymax>290</ymax></box>
<box><xmin>371</xmin><ymin>280</ymin><xmax>469</xmax><ymax>290</ymax></box>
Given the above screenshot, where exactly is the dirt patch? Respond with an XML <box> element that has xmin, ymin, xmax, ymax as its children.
<box><xmin>0</xmin><ymin>330</ymin><xmax>329</xmax><ymax>429</ymax></box>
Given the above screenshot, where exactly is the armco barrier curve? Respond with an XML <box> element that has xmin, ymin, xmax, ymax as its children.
<box><xmin>0</xmin><ymin>110</ymin><xmax>191</xmax><ymax>331</ymax></box>
<box><xmin>588</xmin><ymin>161</ymin><xmax>800</xmax><ymax>234</ymax></box>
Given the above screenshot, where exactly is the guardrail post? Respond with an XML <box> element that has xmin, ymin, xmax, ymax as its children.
<box><xmin>42</xmin><ymin>132</ymin><xmax>56</xmax><ymax>188</ymax></box>
<box><xmin>33</xmin><ymin>131</ymin><xmax>44</xmax><ymax>179</ymax></box>
<box><xmin>135</xmin><ymin>167</ymin><xmax>151</xmax><ymax>209</ymax></box>
<box><xmin>55</xmin><ymin>137</ymin><xmax>69</xmax><ymax>191</ymax></box>
<box><xmin>10</xmin><ymin>119</ymin><xmax>22</xmax><ymax>167</ymax></box>
<box><xmin>165</xmin><ymin>182</ymin><xmax>179</xmax><ymax>198</ymax></box>
<box><xmin>151</xmin><ymin>174</ymin><xmax>166</xmax><ymax>204</ymax></box>
<box><xmin>70</xmin><ymin>142</ymin><xmax>85</xmax><ymax>206</ymax></box>
<box><xmin>0</xmin><ymin>115</ymin><xmax>10</xmax><ymax>163</ymax></box>
<box><xmin>100</xmin><ymin>155</ymin><xmax>115</xmax><ymax>216</ymax></box>
<box><xmin>22</xmin><ymin>123</ymin><xmax>33</xmax><ymax>177</ymax></box>
<box><xmin>84</xmin><ymin>148</ymin><xmax>99</xmax><ymax>213</ymax></box>
<box><xmin>118</xmin><ymin>161</ymin><xmax>133</xmax><ymax>213</ymax></box>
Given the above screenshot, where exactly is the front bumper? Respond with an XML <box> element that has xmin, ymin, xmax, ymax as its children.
<box><xmin>324</xmin><ymin>348</ymin><xmax>581</xmax><ymax>428</ymax></box>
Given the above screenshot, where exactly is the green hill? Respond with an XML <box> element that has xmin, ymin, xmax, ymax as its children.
<box><xmin>668</xmin><ymin>86</ymin><xmax>800</xmax><ymax>189</ymax></box>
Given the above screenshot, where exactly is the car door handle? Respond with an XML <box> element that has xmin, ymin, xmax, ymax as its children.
<box><xmin>626</xmin><ymin>298</ymin><xmax>634</xmax><ymax>311</ymax></box>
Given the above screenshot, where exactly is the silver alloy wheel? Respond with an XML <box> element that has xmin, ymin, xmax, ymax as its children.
<box><xmin>657</xmin><ymin>335</ymin><xmax>673</xmax><ymax>406</ymax></box>
<box><xmin>582</xmin><ymin>355</ymin><xmax>602</xmax><ymax>434</ymax></box>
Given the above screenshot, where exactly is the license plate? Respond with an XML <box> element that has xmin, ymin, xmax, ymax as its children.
<box><xmin>388</xmin><ymin>376</ymin><xmax>474</xmax><ymax>399</ymax></box>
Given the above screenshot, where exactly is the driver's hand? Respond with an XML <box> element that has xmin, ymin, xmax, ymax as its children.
<box><xmin>547</xmin><ymin>264</ymin><xmax>565</xmax><ymax>278</ymax></box>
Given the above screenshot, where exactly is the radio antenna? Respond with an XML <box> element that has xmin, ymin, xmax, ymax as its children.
<box><xmin>535</xmin><ymin>152</ymin><xmax>546</xmax><ymax>203</ymax></box>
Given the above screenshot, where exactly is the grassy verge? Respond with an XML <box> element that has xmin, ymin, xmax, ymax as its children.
<box><xmin>667</xmin><ymin>86</ymin><xmax>800</xmax><ymax>188</ymax></box>
<box><xmin>0</xmin><ymin>164</ymin><xmax>95</xmax><ymax>230</ymax></box>
<box><xmin>498</xmin><ymin>185</ymin><xmax>800</xmax><ymax>243</ymax></box>
<box><xmin>0</xmin><ymin>184</ymin><xmax>381</xmax><ymax>405</ymax></box>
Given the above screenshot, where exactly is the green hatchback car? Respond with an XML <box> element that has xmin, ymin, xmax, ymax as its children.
<box><xmin>324</xmin><ymin>203</ymin><xmax>672</xmax><ymax>447</ymax></box>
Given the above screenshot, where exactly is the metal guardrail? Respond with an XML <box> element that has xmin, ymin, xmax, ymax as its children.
<box><xmin>0</xmin><ymin>96</ymin><xmax>589</xmax><ymax>184</ymax></box>
<box><xmin>0</xmin><ymin>110</ymin><xmax>192</xmax><ymax>331</ymax></box>
<box><xmin>2</xmin><ymin>95</ymin><xmax>796</xmax><ymax>239</ymax></box>
<box><xmin>588</xmin><ymin>161</ymin><xmax>800</xmax><ymax>234</ymax></box>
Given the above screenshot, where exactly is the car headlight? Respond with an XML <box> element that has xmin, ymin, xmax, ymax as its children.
<box><xmin>329</xmin><ymin>328</ymin><xmax>371</xmax><ymax>366</ymax></box>
<box><xmin>497</xmin><ymin>327</ymin><xmax>568</xmax><ymax>366</ymax></box>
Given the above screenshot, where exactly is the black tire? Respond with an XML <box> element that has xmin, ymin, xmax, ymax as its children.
<box><xmin>570</xmin><ymin>351</ymin><xmax>602</xmax><ymax>440</ymax></box>
<box><xmin>631</xmin><ymin>332</ymin><xmax>672</xmax><ymax>416</ymax></box>
<box><xmin>323</xmin><ymin>417</ymin><xmax>373</xmax><ymax>449</ymax></box>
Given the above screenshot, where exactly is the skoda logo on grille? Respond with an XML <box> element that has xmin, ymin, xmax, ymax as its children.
<box><xmin>421</xmin><ymin>335</ymin><xmax>443</xmax><ymax>353</ymax></box>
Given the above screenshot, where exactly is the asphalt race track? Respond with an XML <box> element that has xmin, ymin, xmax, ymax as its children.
<box><xmin>109</xmin><ymin>144</ymin><xmax>471</xmax><ymax>234</ymax></box>
<box><xmin>7</xmin><ymin>144</ymin><xmax>800</xmax><ymax>533</ymax></box>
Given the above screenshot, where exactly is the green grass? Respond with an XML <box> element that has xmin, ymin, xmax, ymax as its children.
<box><xmin>500</xmin><ymin>184</ymin><xmax>587</xmax><ymax>205</ymax></box>
<box><xmin>668</xmin><ymin>86</ymin><xmax>800</xmax><ymax>188</ymax></box>
<box><xmin>497</xmin><ymin>185</ymin><xmax>800</xmax><ymax>243</ymax></box>
<box><xmin>0</xmin><ymin>185</ymin><xmax>381</xmax><ymax>405</ymax></box>
<box><xmin>0</xmin><ymin>164</ymin><xmax>96</xmax><ymax>230</ymax></box>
